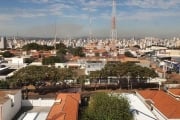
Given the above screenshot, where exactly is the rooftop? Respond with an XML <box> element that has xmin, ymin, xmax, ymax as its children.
<box><xmin>169</xmin><ymin>89</ymin><xmax>180</xmax><ymax>96</ymax></box>
<box><xmin>47</xmin><ymin>93</ymin><xmax>80</xmax><ymax>120</ymax></box>
<box><xmin>138</xmin><ymin>89</ymin><xmax>180</xmax><ymax>119</ymax></box>
<box><xmin>0</xmin><ymin>89</ymin><xmax>20</xmax><ymax>104</ymax></box>
<box><xmin>121</xmin><ymin>93</ymin><xmax>157</xmax><ymax>120</ymax></box>
<box><xmin>15</xmin><ymin>107</ymin><xmax>51</xmax><ymax>120</ymax></box>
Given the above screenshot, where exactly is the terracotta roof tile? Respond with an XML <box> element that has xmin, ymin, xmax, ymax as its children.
<box><xmin>169</xmin><ymin>89</ymin><xmax>180</xmax><ymax>96</ymax></box>
<box><xmin>138</xmin><ymin>90</ymin><xmax>180</xmax><ymax>119</ymax></box>
<box><xmin>47</xmin><ymin>93</ymin><xmax>80</xmax><ymax>120</ymax></box>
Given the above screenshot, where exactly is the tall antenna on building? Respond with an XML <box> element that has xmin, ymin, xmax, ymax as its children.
<box><xmin>17</xmin><ymin>32</ymin><xmax>18</xmax><ymax>39</ymax></box>
<box><xmin>89</xmin><ymin>16</ymin><xmax>92</xmax><ymax>41</ymax></box>
<box><xmin>89</xmin><ymin>8</ymin><xmax>92</xmax><ymax>41</ymax></box>
<box><xmin>54</xmin><ymin>21</ymin><xmax>57</xmax><ymax>54</ymax></box>
<box><xmin>111</xmin><ymin>0</ymin><xmax>117</xmax><ymax>41</ymax></box>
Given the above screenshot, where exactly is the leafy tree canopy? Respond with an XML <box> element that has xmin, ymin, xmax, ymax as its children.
<box><xmin>9</xmin><ymin>65</ymin><xmax>74</xmax><ymax>85</ymax></box>
<box><xmin>81</xmin><ymin>92</ymin><xmax>133</xmax><ymax>120</ymax></box>
<box><xmin>89</xmin><ymin>62</ymin><xmax>158</xmax><ymax>80</ymax></box>
<box><xmin>133</xmin><ymin>45</ymin><xmax>140</xmax><ymax>49</ymax></box>
<box><xmin>68</xmin><ymin>46</ymin><xmax>85</xmax><ymax>57</ymax></box>
<box><xmin>42</xmin><ymin>56</ymin><xmax>67</xmax><ymax>65</ymax></box>
<box><xmin>22</xmin><ymin>43</ymin><xmax>85</xmax><ymax>57</ymax></box>
<box><xmin>1</xmin><ymin>51</ymin><xmax>14</xmax><ymax>58</ymax></box>
<box><xmin>124</xmin><ymin>51</ymin><xmax>135</xmax><ymax>58</ymax></box>
<box><xmin>22</xmin><ymin>43</ymin><xmax>54</xmax><ymax>51</ymax></box>
<box><xmin>0</xmin><ymin>80</ymin><xmax>9</xmax><ymax>89</ymax></box>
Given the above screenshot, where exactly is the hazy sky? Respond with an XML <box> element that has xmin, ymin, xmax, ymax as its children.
<box><xmin>0</xmin><ymin>0</ymin><xmax>180</xmax><ymax>38</ymax></box>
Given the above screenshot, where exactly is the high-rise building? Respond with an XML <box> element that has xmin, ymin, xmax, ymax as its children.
<box><xmin>0</xmin><ymin>36</ymin><xmax>7</xmax><ymax>49</ymax></box>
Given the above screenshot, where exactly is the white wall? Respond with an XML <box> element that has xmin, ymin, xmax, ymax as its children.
<box><xmin>12</xmin><ymin>57</ymin><xmax>24</xmax><ymax>64</ymax></box>
<box><xmin>0</xmin><ymin>37</ymin><xmax>6</xmax><ymax>49</ymax></box>
<box><xmin>29</xmin><ymin>62</ymin><xmax>42</xmax><ymax>66</ymax></box>
<box><xmin>1</xmin><ymin>90</ymin><xmax>21</xmax><ymax>120</ymax></box>
<box><xmin>164</xmin><ymin>84</ymin><xmax>180</xmax><ymax>88</ymax></box>
<box><xmin>85</xmin><ymin>62</ymin><xmax>105</xmax><ymax>75</ymax></box>
<box><xmin>22</xmin><ymin>99</ymin><xmax>55</xmax><ymax>107</ymax></box>
<box><xmin>55</xmin><ymin>63</ymin><xmax>66</xmax><ymax>68</ymax></box>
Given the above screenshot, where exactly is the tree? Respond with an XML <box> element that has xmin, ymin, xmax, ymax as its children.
<box><xmin>0</xmin><ymin>80</ymin><xmax>9</xmax><ymax>89</ymax></box>
<box><xmin>22</xmin><ymin>43</ymin><xmax>53</xmax><ymax>51</ymax></box>
<box><xmin>56</xmin><ymin>43</ymin><xmax>67</xmax><ymax>55</ymax></box>
<box><xmin>2</xmin><ymin>51</ymin><xmax>14</xmax><ymax>58</ymax></box>
<box><xmin>89</xmin><ymin>62</ymin><xmax>158</xmax><ymax>87</ymax></box>
<box><xmin>124</xmin><ymin>51</ymin><xmax>135</xmax><ymax>58</ymax></box>
<box><xmin>8</xmin><ymin>66</ymin><xmax>76</xmax><ymax>88</ymax></box>
<box><xmin>133</xmin><ymin>45</ymin><xmax>140</xmax><ymax>49</ymax></box>
<box><xmin>81</xmin><ymin>92</ymin><xmax>132</xmax><ymax>120</ymax></box>
<box><xmin>68</xmin><ymin>46</ymin><xmax>85</xmax><ymax>57</ymax></box>
<box><xmin>73</xmin><ymin>47</ymin><xmax>85</xmax><ymax>57</ymax></box>
<box><xmin>77</xmin><ymin>75</ymin><xmax>87</xmax><ymax>91</ymax></box>
<box><xmin>95</xmin><ymin>52</ymin><xmax>100</xmax><ymax>57</ymax></box>
<box><xmin>42</xmin><ymin>56</ymin><xmax>67</xmax><ymax>65</ymax></box>
<box><xmin>22</xmin><ymin>43</ymin><xmax>40</xmax><ymax>51</ymax></box>
<box><xmin>24</xmin><ymin>58</ymin><xmax>34</xmax><ymax>64</ymax></box>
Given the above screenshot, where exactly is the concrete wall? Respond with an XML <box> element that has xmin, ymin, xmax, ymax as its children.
<box><xmin>0</xmin><ymin>76</ymin><xmax>6</xmax><ymax>80</ymax></box>
<box><xmin>1</xmin><ymin>91</ymin><xmax>21</xmax><ymax>120</ymax></box>
<box><xmin>22</xmin><ymin>99</ymin><xmax>55</xmax><ymax>107</ymax></box>
<box><xmin>12</xmin><ymin>58</ymin><xmax>24</xmax><ymax>64</ymax></box>
<box><xmin>55</xmin><ymin>63</ymin><xmax>83</xmax><ymax>69</ymax></box>
<box><xmin>164</xmin><ymin>84</ymin><xmax>180</xmax><ymax>88</ymax></box>
<box><xmin>85</xmin><ymin>62</ymin><xmax>105</xmax><ymax>75</ymax></box>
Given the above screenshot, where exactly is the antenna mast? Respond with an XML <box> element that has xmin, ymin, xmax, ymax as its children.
<box><xmin>111</xmin><ymin>0</ymin><xmax>117</xmax><ymax>41</ymax></box>
<box><xmin>54</xmin><ymin>21</ymin><xmax>57</xmax><ymax>54</ymax></box>
<box><xmin>89</xmin><ymin>8</ymin><xmax>92</xmax><ymax>41</ymax></box>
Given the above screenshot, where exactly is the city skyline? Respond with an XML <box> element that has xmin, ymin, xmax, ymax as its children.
<box><xmin>0</xmin><ymin>0</ymin><xmax>180</xmax><ymax>38</ymax></box>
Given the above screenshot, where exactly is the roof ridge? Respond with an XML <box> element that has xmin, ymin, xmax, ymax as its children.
<box><xmin>63</xmin><ymin>94</ymin><xmax>79</xmax><ymax>120</ymax></box>
<box><xmin>62</xmin><ymin>95</ymin><xmax>67</xmax><ymax>111</ymax></box>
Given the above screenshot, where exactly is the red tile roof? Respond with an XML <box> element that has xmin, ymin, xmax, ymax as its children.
<box><xmin>138</xmin><ymin>90</ymin><xmax>180</xmax><ymax>119</ymax></box>
<box><xmin>169</xmin><ymin>89</ymin><xmax>180</xmax><ymax>96</ymax></box>
<box><xmin>47</xmin><ymin>93</ymin><xmax>80</xmax><ymax>120</ymax></box>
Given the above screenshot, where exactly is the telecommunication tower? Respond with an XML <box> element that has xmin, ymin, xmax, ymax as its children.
<box><xmin>89</xmin><ymin>8</ymin><xmax>93</xmax><ymax>41</ymax></box>
<box><xmin>89</xmin><ymin>16</ymin><xmax>92</xmax><ymax>40</ymax></box>
<box><xmin>54</xmin><ymin>22</ymin><xmax>57</xmax><ymax>55</ymax></box>
<box><xmin>111</xmin><ymin>0</ymin><xmax>117</xmax><ymax>41</ymax></box>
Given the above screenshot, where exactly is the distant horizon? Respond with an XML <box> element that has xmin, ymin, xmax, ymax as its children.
<box><xmin>3</xmin><ymin>35</ymin><xmax>180</xmax><ymax>40</ymax></box>
<box><xmin>0</xmin><ymin>0</ymin><xmax>180</xmax><ymax>38</ymax></box>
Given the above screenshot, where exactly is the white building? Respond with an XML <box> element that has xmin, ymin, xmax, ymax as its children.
<box><xmin>85</xmin><ymin>60</ymin><xmax>106</xmax><ymax>75</ymax></box>
<box><xmin>0</xmin><ymin>90</ymin><xmax>22</xmax><ymax>120</ymax></box>
<box><xmin>11</xmin><ymin>57</ymin><xmax>31</xmax><ymax>64</ymax></box>
<box><xmin>111</xmin><ymin>93</ymin><xmax>158</xmax><ymax>120</ymax></box>
<box><xmin>2</xmin><ymin>56</ymin><xmax>30</xmax><ymax>65</ymax></box>
<box><xmin>0</xmin><ymin>37</ymin><xmax>7</xmax><ymax>49</ymax></box>
<box><xmin>55</xmin><ymin>62</ymin><xmax>85</xmax><ymax>69</ymax></box>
